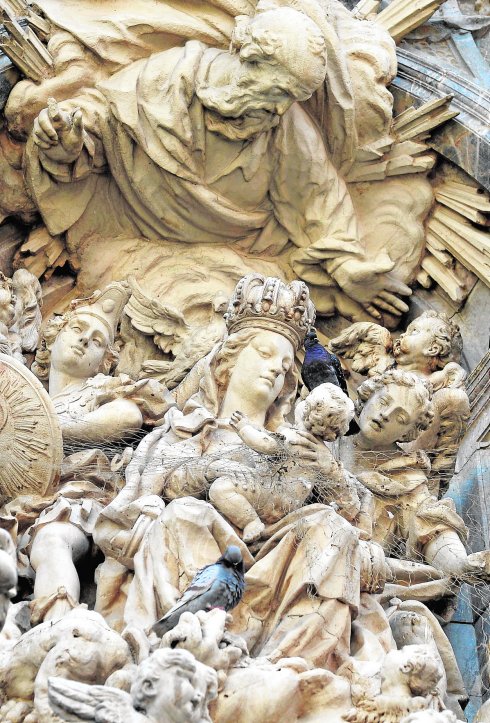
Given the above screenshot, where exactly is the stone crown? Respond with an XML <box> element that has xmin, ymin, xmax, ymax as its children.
<box><xmin>70</xmin><ymin>280</ymin><xmax>131</xmax><ymax>342</ymax></box>
<box><xmin>224</xmin><ymin>273</ymin><xmax>316</xmax><ymax>350</ymax></box>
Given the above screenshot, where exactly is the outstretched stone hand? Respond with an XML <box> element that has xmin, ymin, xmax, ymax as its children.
<box><xmin>333</xmin><ymin>253</ymin><xmax>412</xmax><ymax>320</ymax></box>
<box><xmin>159</xmin><ymin>609</ymin><xmax>246</xmax><ymax>677</ymax></box>
<box><xmin>32</xmin><ymin>97</ymin><xmax>86</xmax><ymax>164</ymax></box>
<box><xmin>461</xmin><ymin>551</ymin><xmax>490</xmax><ymax>583</ymax></box>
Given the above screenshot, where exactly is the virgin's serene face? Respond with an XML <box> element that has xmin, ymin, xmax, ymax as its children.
<box><xmin>393</xmin><ymin>317</ymin><xmax>443</xmax><ymax>367</ymax></box>
<box><xmin>227</xmin><ymin>330</ymin><xmax>294</xmax><ymax>411</ymax></box>
<box><xmin>359</xmin><ymin>382</ymin><xmax>421</xmax><ymax>447</ymax></box>
<box><xmin>50</xmin><ymin>312</ymin><xmax>111</xmax><ymax>380</ymax></box>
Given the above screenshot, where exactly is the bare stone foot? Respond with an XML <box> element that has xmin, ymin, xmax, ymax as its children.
<box><xmin>243</xmin><ymin>518</ymin><xmax>265</xmax><ymax>543</ymax></box>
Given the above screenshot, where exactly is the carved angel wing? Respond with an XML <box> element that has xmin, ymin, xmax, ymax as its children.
<box><xmin>329</xmin><ymin>322</ymin><xmax>394</xmax><ymax>376</ymax></box>
<box><xmin>141</xmin><ymin>324</ymin><xmax>224</xmax><ymax>389</ymax></box>
<box><xmin>430</xmin><ymin>362</ymin><xmax>467</xmax><ymax>391</ymax></box>
<box><xmin>125</xmin><ymin>276</ymin><xmax>190</xmax><ymax>354</ymax></box>
<box><xmin>47</xmin><ymin>676</ymin><xmax>145</xmax><ymax>722</ymax></box>
<box><xmin>405</xmin><ymin>384</ymin><xmax>470</xmax><ymax>495</ymax></box>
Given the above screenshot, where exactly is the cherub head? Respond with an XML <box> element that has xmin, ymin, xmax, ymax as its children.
<box><xmin>131</xmin><ymin>648</ymin><xmax>217</xmax><ymax>723</ymax></box>
<box><xmin>381</xmin><ymin>645</ymin><xmax>443</xmax><ymax>699</ymax></box>
<box><xmin>393</xmin><ymin>311</ymin><xmax>463</xmax><ymax>373</ymax></box>
<box><xmin>356</xmin><ymin>369</ymin><xmax>434</xmax><ymax>446</ymax></box>
<box><xmin>295</xmin><ymin>382</ymin><xmax>355</xmax><ymax>441</ymax></box>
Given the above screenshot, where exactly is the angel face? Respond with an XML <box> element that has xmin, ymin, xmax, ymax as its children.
<box><xmin>132</xmin><ymin>656</ymin><xmax>205</xmax><ymax>723</ymax></box>
<box><xmin>50</xmin><ymin>312</ymin><xmax>111</xmax><ymax>380</ymax></box>
<box><xmin>393</xmin><ymin>317</ymin><xmax>445</xmax><ymax>370</ymax></box>
<box><xmin>380</xmin><ymin>645</ymin><xmax>441</xmax><ymax>698</ymax></box>
<box><xmin>358</xmin><ymin>382</ymin><xmax>422</xmax><ymax>447</ymax></box>
<box><xmin>226</xmin><ymin>330</ymin><xmax>294</xmax><ymax>412</ymax></box>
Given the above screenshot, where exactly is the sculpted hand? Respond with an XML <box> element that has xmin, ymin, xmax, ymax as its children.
<box><xmin>160</xmin><ymin>609</ymin><xmax>246</xmax><ymax>673</ymax></box>
<box><xmin>461</xmin><ymin>551</ymin><xmax>490</xmax><ymax>583</ymax></box>
<box><xmin>32</xmin><ymin>97</ymin><xmax>85</xmax><ymax>163</ymax></box>
<box><xmin>333</xmin><ymin>254</ymin><xmax>412</xmax><ymax>320</ymax></box>
<box><xmin>281</xmin><ymin>428</ymin><xmax>320</xmax><ymax>463</ymax></box>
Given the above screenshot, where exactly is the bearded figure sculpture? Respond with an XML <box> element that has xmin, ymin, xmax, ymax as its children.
<box><xmin>1</xmin><ymin>0</ymin><xmax>441</xmax><ymax>349</ymax></box>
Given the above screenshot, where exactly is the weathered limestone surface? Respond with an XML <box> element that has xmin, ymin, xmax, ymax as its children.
<box><xmin>0</xmin><ymin>1</ymin><xmax>488</xmax><ymax>721</ymax></box>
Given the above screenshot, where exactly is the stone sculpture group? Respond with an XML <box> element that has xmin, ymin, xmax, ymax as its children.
<box><xmin>0</xmin><ymin>270</ymin><xmax>482</xmax><ymax>723</ymax></box>
<box><xmin>0</xmin><ymin>0</ymin><xmax>488</xmax><ymax>720</ymax></box>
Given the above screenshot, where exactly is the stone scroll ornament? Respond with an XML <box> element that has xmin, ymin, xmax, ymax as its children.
<box><xmin>0</xmin><ymin>352</ymin><xmax>62</xmax><ymax>503</ymax></box>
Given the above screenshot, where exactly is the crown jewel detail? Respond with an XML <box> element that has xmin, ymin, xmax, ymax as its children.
<box><xmin>224</xmin><ymin>274</ymin><xmax>316</xmax><ymax>349</ymax></box>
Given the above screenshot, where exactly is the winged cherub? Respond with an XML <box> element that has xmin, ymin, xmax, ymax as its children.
<box><xmin>330</xmin><ymin>311</ymin><xmax>470</xmax><ymax>491</ymax></box>
<box><xmin>47</xmin><ymin>648</ymin><xmax>217</xmax><ymax>723</ymax></box>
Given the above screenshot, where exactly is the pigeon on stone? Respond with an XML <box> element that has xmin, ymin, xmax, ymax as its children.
<box><xmin>302</xmin><ymin>328</ymin><xmax>359</xmax><ymax>435</ymax></box>
<box><xmin>152</xmin><ymin>546</ymin><xmax>245</xmax><ymax>637</ymax></box>
<box><xmin>303</xmin><ymin>329</ymin><xmax>348</xmax><ymax>394</ymax></box>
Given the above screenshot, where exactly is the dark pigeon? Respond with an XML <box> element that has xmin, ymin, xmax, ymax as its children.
<box><xmin>302</xmin><ymin>328</ymin><xmax>359</xmax><ymax>435</ymax></box>
<box><xmin>152</xmin><ymin>545</ymin><xmax>245</xmax><ymax>637</ymax></box>
<box><xmin>303</xmin><ymin>329</ymin><xmax>348</xmax><ymax>394</ymax></box>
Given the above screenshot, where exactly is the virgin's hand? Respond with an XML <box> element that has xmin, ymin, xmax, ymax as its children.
<box><xmin>32</xmin><ymin>97</ymin><xmax>85</xmax><ymax>163</ymax></box>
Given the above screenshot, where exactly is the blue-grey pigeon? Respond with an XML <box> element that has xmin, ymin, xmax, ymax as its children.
<box><xmin>303</xmin><ymin>328</ymin><xmax>348</xmax><ymax>394</ymax></box>
<box><xmin>152</xmin><ymin>546</ymin><xmax>245</xmax><ymax>637</ymax></box>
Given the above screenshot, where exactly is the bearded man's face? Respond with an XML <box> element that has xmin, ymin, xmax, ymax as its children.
<box><xmin>199</xmin><ymin>58</ymin><xmax>295</xmax><ymax>119</ymax></box>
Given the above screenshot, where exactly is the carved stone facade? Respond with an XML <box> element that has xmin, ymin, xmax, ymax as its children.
<box><xmin>0</xmin><ymin>1</ymin><xmax>489</xmax><ymax>721</ymax></box>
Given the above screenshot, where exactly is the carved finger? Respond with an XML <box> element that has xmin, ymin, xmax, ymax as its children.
<box><xmin>32</xmin><ymin>118</ymin><xmax>54</xmax><ymax>148</ymax></box>
<box><xmin>295</xmin><ymin>430</ymin><xmax>318</xmax><ymax>444</ymax></box>
<box><xmin>381</xmin><ymin>277</ymin><xmax>412</xmax><ymax>297</ymax></box>
<box><xmin>296</xmin><ymin>450</ymin><xmax>318</xmax><ymax>461</ymax></box>
<box><xmin>33</xmin><ymin>134</ymin><xmax>52</xmax><ymax>150</ymax></box>
<box><xmin>372</xmin><ymin>296</ymin><xmax>403</xmax><ymax>315</ymax></box>
<box><xmin>38</xmin><ymin>111</ymin><xmax>59</xmax><ymax>142</ymax></box>
<box><xmin>363</xmin><ymin>303</ymin><xmax>382</xmax><ymax>320</ymax></box>
<box><xmin>72</xmin><ymin>108</ymin><xmax>83</xmax><ymax>131</ymax></box>
<box><xmin>377</xmin><ymin>290</ymin><xmax>410</xmax><ymax>313</ymax></box>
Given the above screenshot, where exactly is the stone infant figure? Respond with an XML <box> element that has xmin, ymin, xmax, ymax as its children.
<box><xmin>208</xmin><ymin>382</ymin><xmax>364</xmax><ymax>543</ymax></box>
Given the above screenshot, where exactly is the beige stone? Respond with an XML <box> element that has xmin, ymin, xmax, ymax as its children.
<box><xmin>0</xmin><ymin>529</ymin><xmax>17</xmax><ymax>634</ymax></box>
<box><xmin>48</xmin><ymin>647</ymin><xmax>218</xmax><ymax>723</ymax></box>
<box><xmin>0</xmin><ymin>0</ymin><xmax>483</xmax><ymax>714</ymax></box>
<box><xmin>331</xmin><ymin>310</ymin><xmax>470</xmax><ymax>488</ymax></box>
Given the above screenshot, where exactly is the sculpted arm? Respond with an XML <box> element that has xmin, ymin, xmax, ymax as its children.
<box><xmin>61</xmin><ymin>398</ymin><xmax>143</xmax><ymax>443</ymax></box>
<box><xmin>30</xmin><ymin>98</ymin><xmax>103</xmax><ymax>181</ymax></box>
<box><xmin>271</xmin><ymin>106</ymin><xmax>411</xmax><ymax>319</ymax></box>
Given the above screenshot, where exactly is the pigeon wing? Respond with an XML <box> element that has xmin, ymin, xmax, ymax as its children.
<box><xmin>329</xmin><ymin>351</ymin><xmax>348</xmax><ymax>396</ymax></box>
<box><xmin>160</xmin><ymin>563</ymin><xmax>218</xmax><ymax>620</ymax></box>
